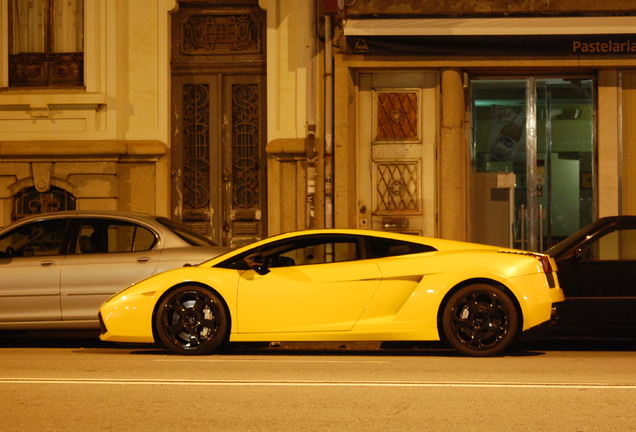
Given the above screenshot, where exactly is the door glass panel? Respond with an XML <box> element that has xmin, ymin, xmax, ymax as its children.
<box><xmin>540</xmin><ymin>79</ymin><xmax>594</xmax><ymax>248</ymax></box>
<box><xmin>471</xmin><ymin>77</ymin><xmax>594</xmax><ymax>251</ymax></box>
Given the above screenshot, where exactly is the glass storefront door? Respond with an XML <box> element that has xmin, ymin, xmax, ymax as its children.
<box><xmin>471</xmin><ymin>77</ymin><xmax>595</xmax><ymax>251</ymax></box>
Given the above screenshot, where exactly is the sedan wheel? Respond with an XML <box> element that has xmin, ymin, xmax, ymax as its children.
<box><xmin>155</xmin><ymin>286</ymin><xmax>228</xmax><ymax>355</ymax></box>
<box><xmin>442</xmin><ymin>283</ymin><xmax>518</xmax><ymax>357</ymax></box>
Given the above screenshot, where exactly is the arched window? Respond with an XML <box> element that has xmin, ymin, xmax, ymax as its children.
<box><xmin>13</xmin><ymin>186</ymin><xmax>77</xmax><ymax>220</ymax></box>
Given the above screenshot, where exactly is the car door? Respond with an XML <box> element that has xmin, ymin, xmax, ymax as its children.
<box><xmin>60</xmin><ymin>217</ymin><xmax>161</xmax><ymax>321</ymax></box>
<box><xmin>556</xmin><ymin>221</ymin><xmax>636</xmax><ymax>337</ymax></box>
<box><xmin>0</xmin><ymin>218</ymin><xmax>69</xmax><ymax>323</ymax></box>
<box><xmin>237</xmin><ymin>235</ymin><xmax>382</xmax><ymax>333</ymax></box>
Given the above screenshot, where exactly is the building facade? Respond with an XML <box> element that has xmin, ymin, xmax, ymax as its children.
<box><xmin>2</xmin><ymin>0</ymin><xmax>636</xmax><ymax>252</ymax></box>
<box><xmin>334</xmin><ymin>0</ymin><xmax>636</xmax><ymax>252</ymax></box>
<box><xmin>0</xmin><ymin>0</ymin><xmax>171</xmax><ymax>229</ymax></box>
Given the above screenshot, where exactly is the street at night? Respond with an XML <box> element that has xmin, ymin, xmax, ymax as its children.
<box><xmin>1</xmin><ymin>333</ymin><xmax>635</xmax><ymax>431</ymax></box>
<box><xmin>3</xmin><ymin>0</ymin><xmax>636</xmax><ymax>431</ymax></box>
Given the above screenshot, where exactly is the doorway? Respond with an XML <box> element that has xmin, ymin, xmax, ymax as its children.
<box><xmin>170</xmin><ymin>2</ymin><xmax>267</xmax><ymax>247</ymax></box>
<box><xmin>356</xmin><ymin>71</ymin><xmax>438</xmax><ymax>236</ymax></box>
<box><xmin>470</xmin><ymin>77</ymin><xmax>595</xmax><ymax>251</ymax></box>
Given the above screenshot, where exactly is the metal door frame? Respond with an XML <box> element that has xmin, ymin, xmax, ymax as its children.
<box><xmin>470</xmin><ymin>74</ymin><xmax>596</xmax><ymax>251</ymax></box>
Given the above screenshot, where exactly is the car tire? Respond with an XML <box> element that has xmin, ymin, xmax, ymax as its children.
<box><xmin>442</xmin><ymin>283</ymin><xmax>519</xmax><ymax>357</ymax></box>
<box><xmin>155</xmin><ymin>285</ymin><xmax>228</xmax><ymax>355</ymax></box>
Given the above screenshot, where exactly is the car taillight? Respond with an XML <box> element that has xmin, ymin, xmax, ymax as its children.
<box><xmin>497</xmin><ymin>250</ymin><xmax>556</xmax><ymax>288</ymax></box>
<box><xmin>531</xmin><ymin>253</ymin><xmax>556</xmax><ymax>288</ymax></box>
<box><xmin>533</xmin><ymin>254</ymin><xmax>553</xmax><ymax>274</ymax></box>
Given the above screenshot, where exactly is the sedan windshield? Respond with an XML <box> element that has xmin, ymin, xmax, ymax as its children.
<box><xmin>545</xmin><ymin>219</ymin><xmax>609</xmax><ymax>258</ymax></box>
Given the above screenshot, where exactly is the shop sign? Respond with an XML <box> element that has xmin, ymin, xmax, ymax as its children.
<box><xmin>347</xmin><ymin>34</ymin><xmax>636</xmax><ymax>57</ymax></box>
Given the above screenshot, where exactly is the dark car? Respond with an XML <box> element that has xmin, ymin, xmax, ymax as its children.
<box><xmin>545</xmin><ymin>216</ymin><xmax>636</xmax><ymax>338</ymax></box>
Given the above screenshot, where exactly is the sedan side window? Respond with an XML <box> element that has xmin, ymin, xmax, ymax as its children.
<box><xmin>580</xmin><ymin>228</ymin><xmax>636</xmax><ymax>261</ymax></box>
<box><xmin>76</xmin><ymin>219</ymin><xmax>157</xmax><ymax>254</ymax></box>
<box><xmin>0</xmin><ymin>219</ymin><xmax>67</xmax><ymax>257</ymax></box>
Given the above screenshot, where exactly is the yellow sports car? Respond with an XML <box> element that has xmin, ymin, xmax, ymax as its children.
<box><xmin>98</xmin><ymin>229</ymin><xmax>564</xmax><ymax>357</ymax></box>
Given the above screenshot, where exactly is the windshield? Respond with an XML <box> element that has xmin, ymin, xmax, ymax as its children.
<box><xmin>545</xmin><ymin>218</ymin><xmax>608</xmax><ymax>258</ymax></box>
<box><xmin>156</xmin><ymin>217</ymin><xmax>216</xmax><ymax>246</ymax></box>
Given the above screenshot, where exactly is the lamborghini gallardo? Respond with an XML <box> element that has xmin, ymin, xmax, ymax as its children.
<box><xmin>99</xmin><ymin>229</ymin><xmax>563</xmax><ymax>356</ymax></box>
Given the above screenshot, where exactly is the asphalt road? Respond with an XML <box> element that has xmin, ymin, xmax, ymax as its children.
<box><xmin>1</xmin><ymin>333</ymin><xmax>635</xmax><ymax>431</ymax></box>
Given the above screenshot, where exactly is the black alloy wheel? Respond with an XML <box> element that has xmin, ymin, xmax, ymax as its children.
<box><xmin>155</xmin><ymin>285</ymin><xmax>228</xmax><ymax>355</ymax></box>
<box><xmin>442</xmin><ymin>283</ymin><xmax>519</xmax><ymax>357</ymax></box>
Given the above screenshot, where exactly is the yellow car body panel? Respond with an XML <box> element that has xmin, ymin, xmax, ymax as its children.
<box><xmin>99</xmin><ymin>267</ymin><xmax>240</xmax><ymax>343</ymax></box>
<box><xmin>237</xmin><ymin>259</ymin><xmax>381</xmax><ymax>333</ymax></box>
<box><xmin>99</xmin><ymin>229</ymin><xmax>564</xmax><ymax>351</ymax></box>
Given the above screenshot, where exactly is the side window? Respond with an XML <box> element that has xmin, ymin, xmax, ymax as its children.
<box><xmin>580</xmin><ymin>227</ymin><xmax>636</xmax><ymax>261</ymax></box>
<box><xmin>366</xmin><ymin>236</ymin><xmax>437</xmax><ymax>258</ymax></box>
<box><xmin>273</xmin><ymin>238</ymin><xmax>359</xmax><ymax>267</ymax></box>
<box><xmin>0</xmin><ymin>219</ymin><xmax>67</xmax><ymax>257</ymax></box>
<box><xmin>218</xmin><ymin>235</ymin><xmax>362</xmax><ymax>270</ymax></box>
<box><xmin>76</xmin><ymin>219</ymin><xmax>156</xmax><ymax>254</ymax></box>
<box><xmin>132</xmin><ymin>227</ymin><xmax>156</xmax><ymax>252</ymax></box>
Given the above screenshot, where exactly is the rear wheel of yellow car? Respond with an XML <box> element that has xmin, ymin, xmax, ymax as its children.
<box><xmin>442</xmin><ymin>283</ymin><xmax>518</xmax><ymax>357</ymax></box>
<box><xmin>155</xmin><ymin>285</ymin><xmax>228</xmax><ymax>355</ymax></box>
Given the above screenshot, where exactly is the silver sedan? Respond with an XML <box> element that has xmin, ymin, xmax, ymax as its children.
<box><xmin>0</xmin><ymin>211</ymin><xmax>229</xmax><ymax>330</ymax></box>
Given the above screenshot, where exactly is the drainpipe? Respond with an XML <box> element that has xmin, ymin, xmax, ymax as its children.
<box><xmin>305</xmin><ymin>2</ymin><xmax>318</xmax><ymax>229</ymax></box>
<box><xmin>324</xmin><ymin>14</ymin><xmax>334</xmax><ymax>229</ymax></box>
<box><xmin>306</xmin><ymin>126</ymin><xmax>317</xmax><ymax>229</ymax></box>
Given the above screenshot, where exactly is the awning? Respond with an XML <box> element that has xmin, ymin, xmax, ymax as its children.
<box><xmin>344</xmin><ymin>16</ymin><xmax>636</xmax><ymax>37</ymax></box>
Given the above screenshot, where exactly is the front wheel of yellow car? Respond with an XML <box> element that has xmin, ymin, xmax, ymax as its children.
<box><xmin>442</xmin><ymin>283</ymin><xmax>519</xmax><ymax>357</ymax></box>
<box><xmin>155</xmin><ymin>285</ymin><xmax>228</xmax><ymax>355</ymax></box>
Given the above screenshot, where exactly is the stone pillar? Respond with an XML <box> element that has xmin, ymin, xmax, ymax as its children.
<box><xmin>598</xmin><ymin>69</ymin><xmax>620</xmax><ymax>217</ymax></box>
<box><xmin>439</xmin><ymin>69</ymin><xmax>468</xmax><ymax>241</ymax></box>
<box><xmin>621</xmin><ymin>71</ymin><xmax>636</xmax><ymax>215</ymax></box>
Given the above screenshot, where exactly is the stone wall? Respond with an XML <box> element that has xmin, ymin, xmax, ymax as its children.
<box><xmin>0</xmin><ymin>140</ymin><xmax>166</xmax><ymax>227</ymax></box>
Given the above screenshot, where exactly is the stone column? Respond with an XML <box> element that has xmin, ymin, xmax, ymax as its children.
<box><xmin>621</xmin><ymin>71</ymin><xmax>636</xmax><ymax>215</ymax></box>
<box><xmin>598</xmin><ymin>69</ymin><xmax>620</xmax><ymax>217</ymax></box>
<box><xmin>439</xmin><ymin>68</ymin><xmax>468</xmax><ymax>241</ymax></box>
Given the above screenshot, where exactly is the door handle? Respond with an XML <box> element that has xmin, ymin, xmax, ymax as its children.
<box><xmin>40</xmin><ymin>260</ymin><xmax>54</xmax><ymax>267</ymax></box>
<box><xmin>136</xmin><ymin>257</ymin><xmax>151</xmax><ymax>263</ymax></box>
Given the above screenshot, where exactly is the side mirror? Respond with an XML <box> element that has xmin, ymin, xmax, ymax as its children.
<box><xmin>244</xmin><ymin>254</ymin><xmax>270</xmax><ymax>275</ymax></box>
<box><xmin>0</xmin><ymin>247</ymin><xmax>14</xmax><ymax>263</ymax></box>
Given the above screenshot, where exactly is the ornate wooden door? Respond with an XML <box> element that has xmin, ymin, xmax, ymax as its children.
<box><xmin>170</xmin><ymin>1</ymin><xmax>266</xmax><ymax>247</ymax></box>
<box><xmin>357</xmin><ymin>72</ymin><xmax>438</xmax><ymax>236</ymax></box>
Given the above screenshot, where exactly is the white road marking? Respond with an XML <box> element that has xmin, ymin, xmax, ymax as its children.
<box><xmin>0</xmin><ymin>378</ymin><xmax>635</xmax><ymax>390</ymax></box>
<box><xmin>154</xmin><ymin>358</ymin><xmax>392</xmax><ymax>364</ymax></box>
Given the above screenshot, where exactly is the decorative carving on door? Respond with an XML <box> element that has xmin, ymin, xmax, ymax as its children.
<box><xmin>182</xmin><ymin>14</ymin><xmax>261</xmax><ymax>54</ymax></box>
<box><xmin>375</xmin><ymin>162</ymin><xmax>420</xmax><ymax>213</ymax></box>
<box><xmin>183</xmin><ymin>84</ymin><xmax>211</xmax><ymax>212</ymax></box>
<box><xmin>232</xmin><ymin>83</ymin><xmax>259</xmax><ymax>209</ymax></box>
<box><xmin>376</xmin><ymin>92</ymin><xmax>418</xmax><ymax>141</ymax></box>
